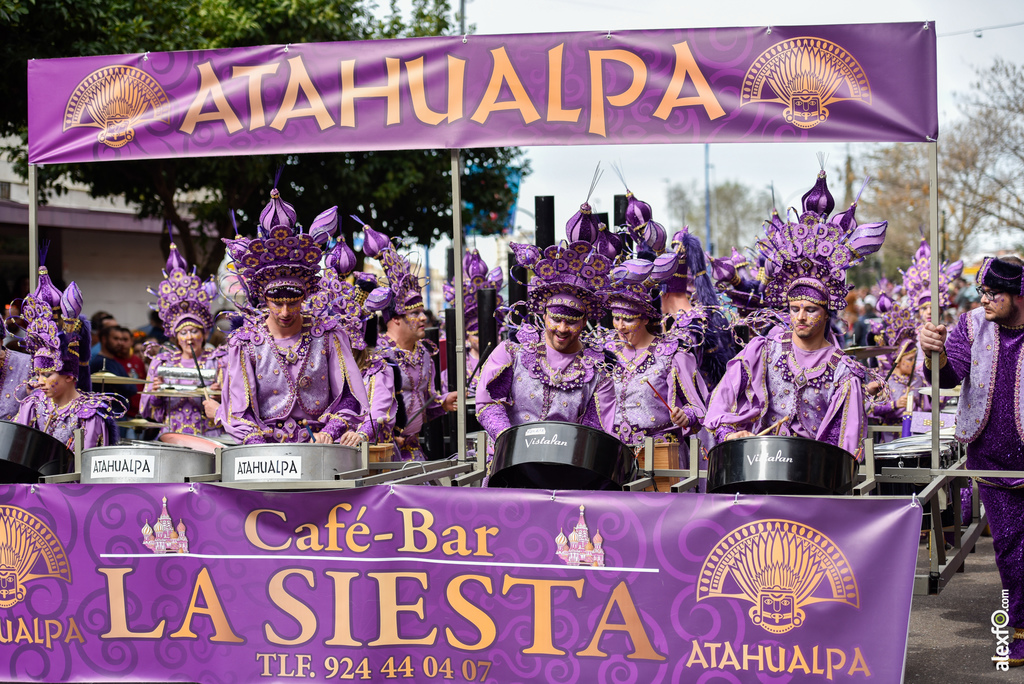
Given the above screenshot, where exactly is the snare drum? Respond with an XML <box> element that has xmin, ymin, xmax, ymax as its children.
<box><xmin>83</xmin><ymin>443</ymin><xmax>215</xmax><ymax>483</ymax></box>
<box><xmin>220</xmin><ymin>443</ymin><xmax>361</xmax><ymax>483</ymax></box>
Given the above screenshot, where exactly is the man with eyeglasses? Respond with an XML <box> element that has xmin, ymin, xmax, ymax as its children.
<box><xmin>920</xmin><ymin>255</ymin><xmax>1024</xmax><ymax>667</ymax></box>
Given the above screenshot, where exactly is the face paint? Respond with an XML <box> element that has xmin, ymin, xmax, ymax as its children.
<box><xmin>789</xmin><ymin>300</ymin><xmax>828</xmax><ymax>341</ymax></box>
<box><xmin>544</xmin><ymin>311</ymin><xmax>586</xmax><ymax>353</ymax></box>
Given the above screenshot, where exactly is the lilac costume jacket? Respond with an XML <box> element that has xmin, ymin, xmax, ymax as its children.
<box><xmin>17</xmin><ymin>390</ymin><xmax>120</xmax><ymax>450</ymax></box>
<box><xmin>474</xmin><ymin>336</ymin><xmax>616</xmax><ymax>443</ymax></box>
<box><xmin>379</xmin><ymin>337</ymin><xmax>446</xmax><ymax>461</ymax></box>
<box><xmin>222</xmin><ymin>315</ymin><xmax>368</xmax><ymax>444</ymax></box>
<box><xmin>604</xmin><ymin>333</ymin><xmax>708</xmax><ymax>447</ymax></box>
<box><xmin>140</xmin><ymin>347</ymin><xmax>225</xmax><ymax>437</ymax></box>
<box><xmin>358</xmin><ymin>349</ymin><xmax>399</xmax><ymax>456</ymax></box>
<box><xmin>0</xmin><ymin>349</ymin><xmax>31</xmax><ymax>421</ymax></box>
<box><xmin>704</xmin><ymin>327</ymin><xmax>867</xmax><ymax>457</ymax></box>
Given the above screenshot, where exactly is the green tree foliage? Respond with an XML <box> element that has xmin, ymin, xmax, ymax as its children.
<box><xmin>1</xmin><ymin>0</ymin><xmax>529</xmax><ymax>275</ymax></box>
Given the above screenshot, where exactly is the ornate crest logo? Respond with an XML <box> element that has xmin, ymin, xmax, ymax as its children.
<box><xmin>0</xmin><ymin>506</ymin><xmax>72</xmax><ymax>608</ymax></box>
<box><xmin>141</xmin><ymin>497</ymin><xmax>190</xmax><ymax>554</ymax></box>
<box><xmin>696</xmin><ymin>519</ymin><xmax>859</xmax><ymax>634</ymax></box>
<box><xmin>740</xmin><ymin>38</ymin><xmax>872</xmax><ymax>130</ymax></box>
<box><xmin>555</xmin><ymin>505</ymin><xmax>605</xmax><ymax>567</ymax></box>
<box><xmin>63</xmin><ymin>65</ymin><xmax>170</xmax><ymax>148</ymax></box>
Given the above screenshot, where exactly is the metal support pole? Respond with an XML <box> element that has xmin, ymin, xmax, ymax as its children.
<box><xmin>928</xmin><ymin>142</ymin><xmax>940</xmax><ymax>471</ymax></box>
<box><xmin>28</xmin><ymin>164</ymin><xmax>39</xmax><ymax>290</ymax></box>
<box><xmin>704</xmin><ymin>143</ymin><xmax>711</xmax><ymax>255</ymax></box>
<box><xmin>450</xmin><ymin>149</ymin><xmax>467</xmax><ymax>459</ymax></box>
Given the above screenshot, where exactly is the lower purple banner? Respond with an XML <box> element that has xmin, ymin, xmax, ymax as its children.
<box><xmin>0</xmin><ymin>484</ymin><xmax>920</xmax><ymax>683</ymax></box>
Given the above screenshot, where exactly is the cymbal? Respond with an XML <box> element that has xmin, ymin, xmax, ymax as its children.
<box><xmin>843</xmin><ymin>346</ymin><xmax>896</xmax><ymax>360</ymax></box>
<box><xmin>918</xmin><ymin>387</ymin><xmax>961</xmax><ymax>397</ymax></box>
<box><xmin>142</xmin><ymin>389</ymin><xmax>221</xmax><ymax>398</ymax></box>
<box><xmin>91</xmin><ymin>372</ymin><xmax>148</xmax><ymax>385</ymax></box>
<box><xmin>117</xmin><ymin>418</ymin><xmax>165</xmax><ymax>429</ymax></box>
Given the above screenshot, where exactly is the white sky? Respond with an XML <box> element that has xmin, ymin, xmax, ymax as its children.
<box><xmin>380</xmin><ymin>0</ymin><xmax>1024</xmax><ymax>298</ymax></box>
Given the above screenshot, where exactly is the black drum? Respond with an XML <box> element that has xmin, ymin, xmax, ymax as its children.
<box><xmin>488</xmin><ymin>421</ymin><xmax>635</xmax><ymax>490</ymax></box>
<box><xmin>0</xmin><ymin>419</ymin><xmax>74</xmax><ymax>482</ymax></box>
<box><xmin>707</xmin><ymin>435</ymin><xmax>857</xmax><ymax>496</ymax></box>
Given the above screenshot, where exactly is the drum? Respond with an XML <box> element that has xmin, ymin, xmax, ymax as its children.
<box><xmin>82</xmin><ymin>443</ymin><xmax>215</xmax><ymax>483</ymax></box>
<box><xmin>0</xmin><ymin>419</ymin><xmax>73</xmax><ymax>482</ymax></box>
<box><xmin>368</xmin><ymin>443</ymin><xmax>396</xmax><ymax>463</ymax></box>
<box><xmin>873</xmin><ymin>434</ymin><xmax>950</xmax><ymax>496</ymax></box>
<box><xmin>221</xmin><ymin>443</ymin><xmax>361</xmax><ymax>483</ymax></box>
<box><xmin>488</xmin><ymin>421</ymin><xmax>636</xmax><ymax>490</ymax></box>
<box><xmin>706</xmin><ymin>435</ymin><xmax>857</xmax><ymax>496</ymax></box>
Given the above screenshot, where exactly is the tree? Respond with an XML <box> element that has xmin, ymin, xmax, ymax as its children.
<box><xmin>1</xmin><ymin>0</ymin><xmax>529</xmax><ymax>275</ymax></box>
<box><xmin>665</xmin><ymin>179</ymin><xmax>770</xmax><ymax>255</ymax></box>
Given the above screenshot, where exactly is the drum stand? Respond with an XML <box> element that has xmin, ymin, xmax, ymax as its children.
<box><xmin>624</xmin><ymin>435</ymin><xmax>702</xmax><ymax>492</ymax></box>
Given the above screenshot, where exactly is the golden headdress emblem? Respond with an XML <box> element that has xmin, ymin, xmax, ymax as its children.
<box><xmin>63</xmin><ymin>65</ymin><xmax>170</xmax><ymax>148</ymax></box>
<box><xmin>696</xmin><ymin>520</ymin><xmax>859</xmax><ymax>634</ymax></box>
<box><xmin>740</xmin><ymin>38</ymin><xmax>871</xmax><ymax>130</ymax></box>
<box><xmin>0</xmin><ymin>506</ymin><xmax>72</xmax><ymax>609</ymax></box>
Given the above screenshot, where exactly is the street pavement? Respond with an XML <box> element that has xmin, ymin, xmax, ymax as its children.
<box><xmin>905</xmin><ymin>534</ymin><xmax>1024</xmax><ymax>682</ymax></box>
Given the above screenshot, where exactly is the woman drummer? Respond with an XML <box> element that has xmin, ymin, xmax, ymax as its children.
<box><xmin>139</xmin><ymin>243</ymin><xmax>224</xmax><ymax>438</ymax></box>
<box><xmin>865</xmin><ymin>293</ymin><xmax>922</xmax><ymax>432</ymax></box>
<box><xmin>17</xmin><ymin>282</ymin><xmax>123</xmax><ymax>450</ymax></box>
<box><xmin>602</xmin><ymin>255</ymin><xmax>708</xmax><ymax>457</ymax></box>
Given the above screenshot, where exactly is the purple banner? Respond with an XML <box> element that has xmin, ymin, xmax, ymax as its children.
<box><xmin>27</xmin><ymin>23</ymin><xmax>937</xmax><ymax>164</ymax></box>
<box><xmin>0</xmin><ymin>483</ymin><xmax>919</xmax><ymax>683</ymax></box>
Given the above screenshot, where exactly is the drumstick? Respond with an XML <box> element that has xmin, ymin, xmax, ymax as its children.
<box><xmin>188</xmin><ymin>346</ymin><xmax>211</xmax><ymax>402</ymax></box>
<box><xmin>883</xmin><ymin>340</ymin><xmax>911</xmax><ymax>383</ymax></box>
<box><xmin>755</xmin><ymin>417</ymin><xmax>788</xmax><ymax>437</ymax></box>
<box><xmin>645</xmin><ymin>380</ymin><xmax>672</xmax><ymax>411</ymax></box>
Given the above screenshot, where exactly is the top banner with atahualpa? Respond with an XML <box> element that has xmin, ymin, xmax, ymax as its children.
<box><xmin>27</xmin><ymin>22</ymin><xmax>937</xmax><ymax>164</ymax></box>
<box><xmin>0</xmin><ymin>483</ymin><xmax>920</xmax><ymax>683</ymax></box>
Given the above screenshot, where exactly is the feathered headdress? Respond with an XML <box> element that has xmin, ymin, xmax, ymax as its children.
<box><xmin>307</xmin><ymin>236</ymin><xmax>392</xmax><ymax>349</ymax></box>
<box><xmin>360</xmin><ymin>222</ymin><xmax>425</xmax><ymax>323</ymax></box>
<box><xmin>150</xmin><ymin>242</ymin><xmax>214</xmax><ymax>335</ymax></box>
<box><xmin>443</xmin><ymin>250</ymin><xmax>505</xmax><ymax>332</ymax></box>
<box><xmin>222</xmin><ymin>179</ymin><xmax>335</xmax><ymax>304</ymax></box>
<box><xmin>759</xmin><ymin>167</ymin><xmax>887</xmax><ymax>311</ymax></box>
<box><xmin>868</xmin><ymin>292</ymin><xmax>917</xmax><ymax>370</ymax></box>
<box><xmin>901</xmin><ymin>238</ymin><xmax>963</xmax><ymax>310</ymax></box>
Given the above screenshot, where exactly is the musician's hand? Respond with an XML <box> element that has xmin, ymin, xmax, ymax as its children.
<box><xmin>442</xmin><ymin>392</ymin><xmax>458</xmax><ymax>412</ymax></box>
<box><xmin>202</xmin><ymin>398</ymin><xmax>220</xmax><ymax>420</ymax></box>
<box><xmin>311</xmin><ymin>431</ymin><xmax>334</xmax><ymax>444</ymax></box>
<box><xmin>897</xmin><ymin>392</ymin><xmax>910</xmax><ymax>410</ymax></box>
<box><xmin>337</xmin><ymin>431</ymin><xmax>364</xmax><ymax>447</ymax></box>
<box><xmin>918</xmin><ymin>323</ymin><xmax>947</xmax><ymax>354</ymax></box>
<box><xmin>209</xmin><ymin>382</ymin><xmax>222</xmax><ymax>392</ymax></box>
<box><xmin>725</xmin><ymin>430</ymin><xmax>753</xmax><ymax>441</ymax></box>
<box><xmin>394</xmin><ymin>435</ymin><xmax>407</xmax><ymax>449</ymax></box>
<box><xmin>865</xmin><ymin>381</ymin><xmax>882</xmax><ymax>397</ymax></box>
<box><xmin>670</xmin><ymin>407</ymin><xmax>689</xmax><ymax>428</ymax></box>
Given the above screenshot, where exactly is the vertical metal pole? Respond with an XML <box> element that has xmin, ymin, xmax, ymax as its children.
<box><xmin>28</xmin><ymin>164</ymin><xmax>39</xmax><ymax>290</ymax></box>
<box><xmin>450</xmin><ymin>149</ymin><xmax>467</xmax><ymax>459</ymax></box>
<box><xmin>423</xmin><ymin>244</ymin><xmax>432</xmax><ymax>311</ymax></box>
<box><xmin>704</xmin><ymin>143</ymin><xmax>711</xmax><ymax>255</ymax></box>
<box><xmin>928</xmin><ymin>142</ymin><xmax>940</xmax><ymax>470</ymax></box>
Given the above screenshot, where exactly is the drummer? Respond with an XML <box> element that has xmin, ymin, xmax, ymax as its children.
<box><xmin>864</xmin><ymin>292</ymin><xmax>921</xmax><ymax>430</ymax></box>
<box><xmin>138</xmin><ymin>242</ymin><xmax>224</xmax><ymax>438</ymax></box>
<box><xmin>475</xmin><ymin>220</ymin><xmax>617</xmax><ymax>459</ymax></box>
<box><xmin>362</xmin><ymin>223</ymin><xmax>456</xmax><ymax>460</ymax></box>
<box><xmin>17</xmin><ymin>282</ymin><xmax>123</xmax><ymax>449</ymax></box>
<box><xmin>704</xmin><ymin>167</ymin><xmax>886</xmax><ymax>458</ymax></box>
<box><xmin>219</xmin><ymin>184</ymin><xmax>368</xmax><ymax>446</ymax></box>
<box><xmin>901</xmin><ymin>238</ymin><xmax>963</xmax><ymax>383</ymax></box>
<box><xmin>602</xmin><ymin>253</ymin><xmax>707</xmax><ymax>453</ymax></box>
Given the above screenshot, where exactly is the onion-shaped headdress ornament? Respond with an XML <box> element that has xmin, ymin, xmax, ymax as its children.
<box><xmin>868</xmin><ymin>291</ymin><xmax>918</xmax><ymax>369</ymax></box>
<box><xmin>708</xmin><ymin>247</ymin><xmax>766</xmax><ymax>313</ymax></box>
<box><xmin>759</xmin><ymin>166</ymin><xmax>888</xmax><ymax>311</ymax></box>
<box><xmin>901</xmin><ymin>238</ymin><xmax>964</xmax><ymax>310</ymax></box>
<box><xmin>307</xmin><ymin>235</ymin><xmax>393</xmax><ymax>350</ymax></box>
<box><xmin>443</xmin><ymin>250</ymin><xmax>505</xmax><ymax>333</ymax></box>
<box><xmin>359</xmin><ymin>220</ymin><xmax>424</xmax><ymax>324</ymax></box>
<box><xmin>221</xmin><ymin>178</ymin><xmax>333</xmax><ymax>305</ymax></box>
<box><xmin>149</xmin><ymin>241</ymin><xmax>214</xmax><ymax>335</ymax></box>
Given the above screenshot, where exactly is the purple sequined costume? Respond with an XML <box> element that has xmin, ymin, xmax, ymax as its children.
<box><xmin>475</xmin><ymin>336</ymin><xmax>616</xmax><ymax>444</ymax></box>
<box><xmin>0</xmin><ymin>350</ymin><xmax>31</xmax><ymax>421</ymax></box>
<box><xmin>359</xmin><ymin>349</ymin><xmax>399</xmax><ymax>458</ymax></box>
<box><xmin>16</xmin><ymin>390</ymin><xmax>119</xmax><ymax>450</ymax></box>
<box><xmin>704</xmin><ymin>327</ymin><xmax>867</xmax><ymax>457</ymax></box>
<box><xmin>938</xmin><ymin>307</ymin><xmax>1024</xmax><ymax>655</ymax></box>
<box><xmin>139</xmin><ymin>348</ymin><xmax>224</xmax><ymax>437</ymax></box>
<box><xmin>604</xmin><ymin>332</ymin><xmax>707</xmax><ymax>455</ymax></box>
<box><xmin>379</xmin><ymin>336</ymin><xmax>445</xmax><ymax>461</ymax></box>
<box><xmin>222</xmin><ymin>316</ymin><xmax>368</xmax><ymax>444</ymax></box>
